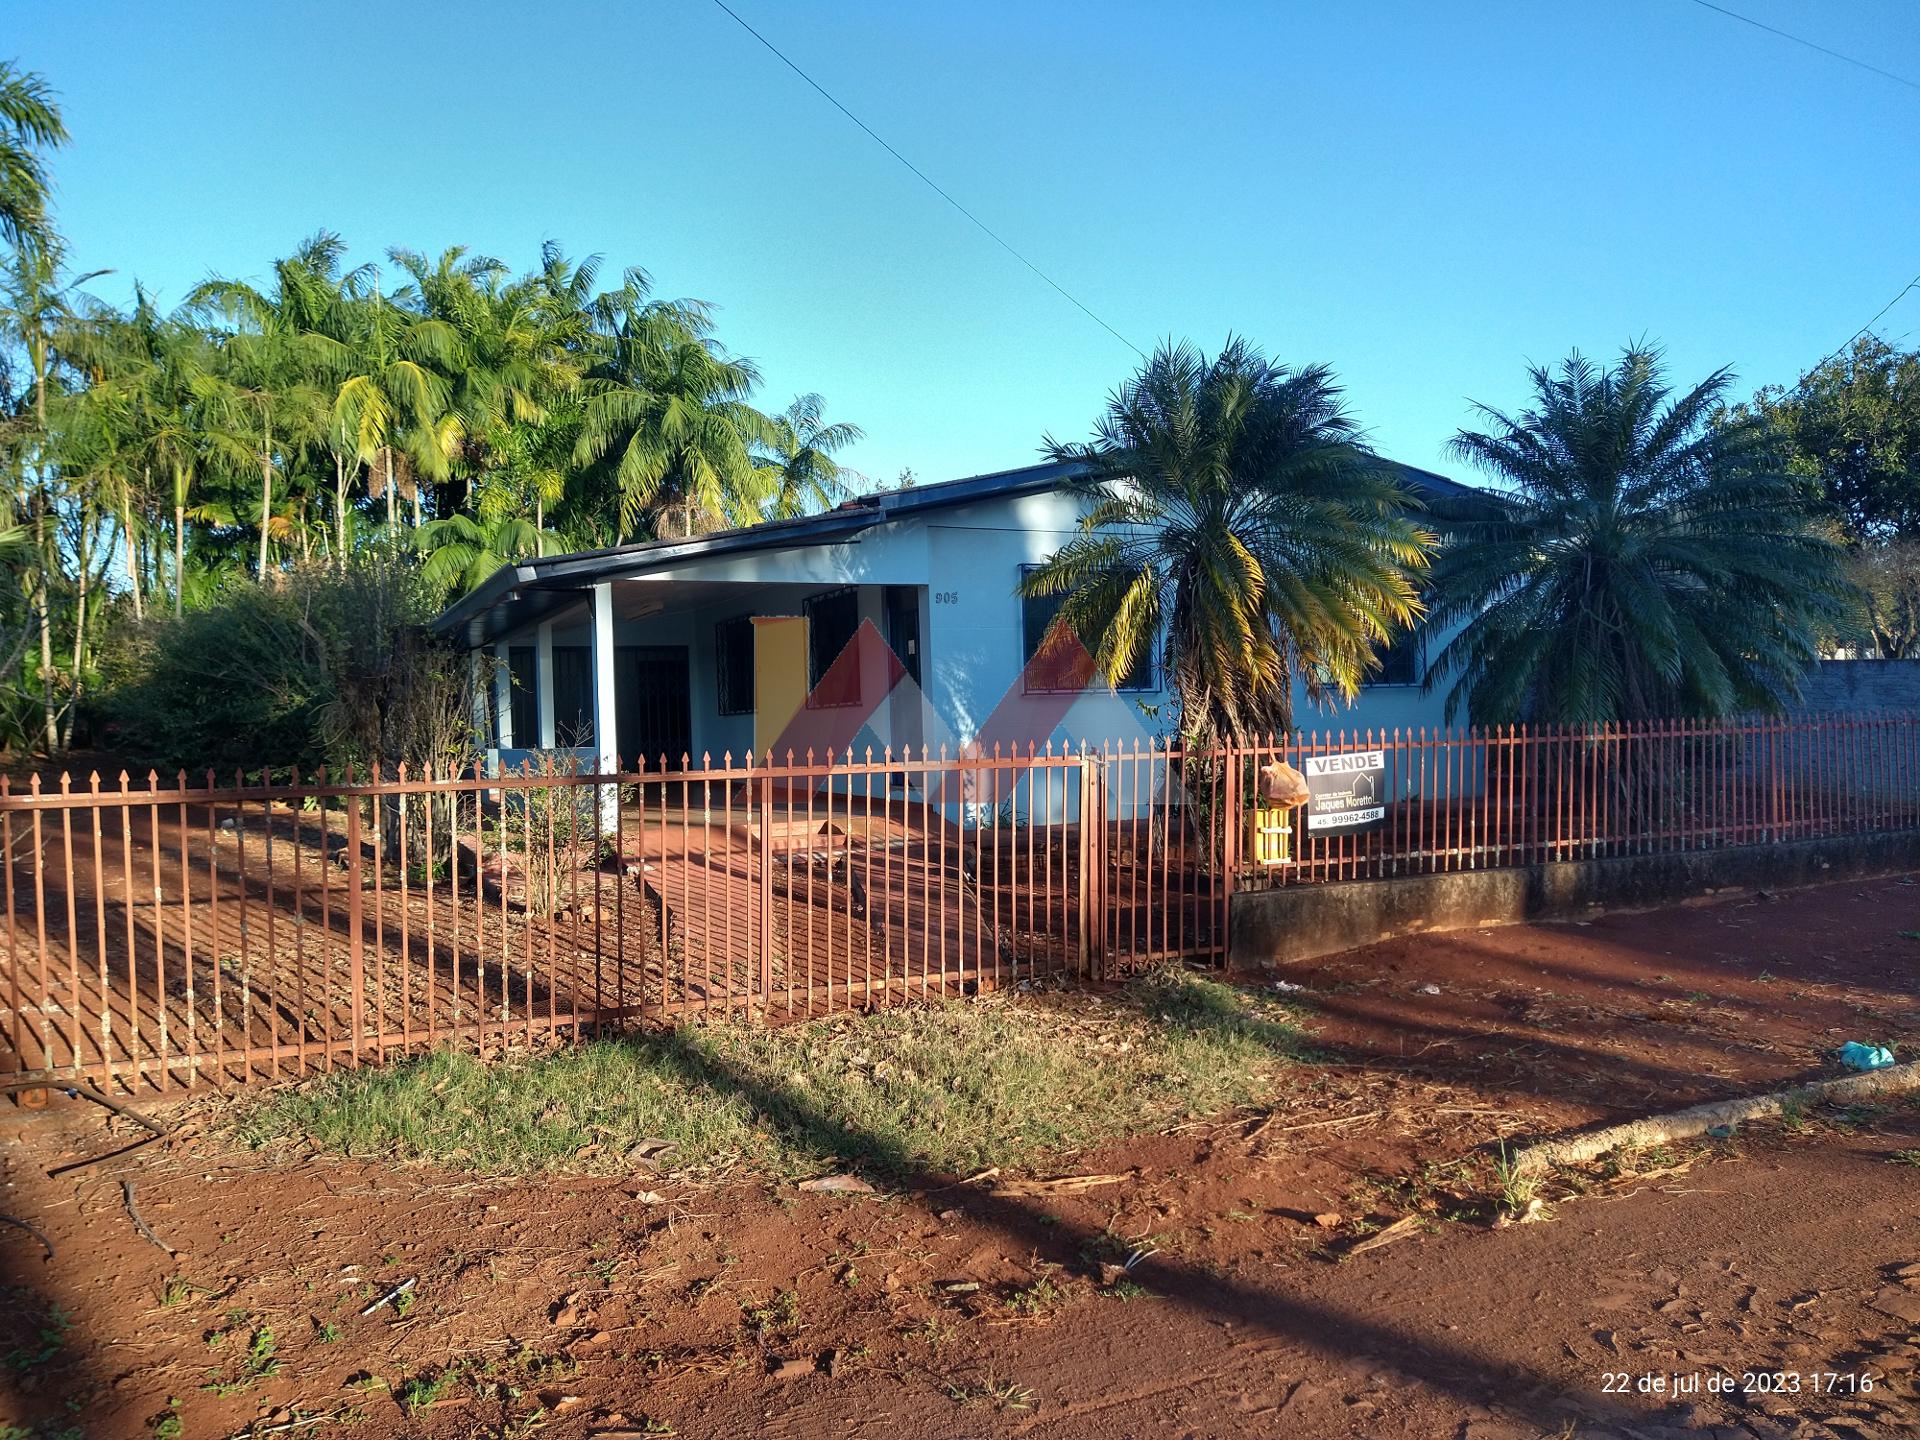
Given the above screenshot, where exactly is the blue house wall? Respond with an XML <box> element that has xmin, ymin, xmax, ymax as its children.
<box><xmin>498</xmin><ymin>482</ymin><xmax>1466</xmax><ymax>768</ymax></box>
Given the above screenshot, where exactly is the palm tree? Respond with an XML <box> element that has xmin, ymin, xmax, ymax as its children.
<box><xmin>331</xmin><ymin>265</ymin><xmax>457</xmax><ymax>549</ymax></box>
<box><xmin>413</xmin><ymin>511</ymin><xmax>555</xmax><ymax>595</ymax></box>
<box><xmin>574</xmin><ymin>281</ymin><xmax>774</xmax><ymax>540</ymax></box>
<box><xmin>191</xmin><ymin>233</ymin><xmax>348</xmax><ymax>577</ymax></box>
<box><xmin>0</xmin><ymin>62</ymin><xmax>67</xmax><ymax>253</ymax></box>
<box><xmin>1020</xmin><ymin>339</ymin><xmax>1433</xmax><ymax>743</ymax></box>
<box><xmin>66</xmin><ymin>285</ymin><xmax>217</xmax><ymax>616</ymax></box>
<box><xmin>0</xmin><ymin>236</ymin><xmax>107</xmax><ymax>749</ymax></box>
<box><xmin>1425</xmin><ymin>343</ymin><xmax>1856</xmax><ymax>723</ymax></box>
<box><xmin>754</xmin><ymin>393</ymin><xmax>862</xmax><ymax>520</ymax></box>
<box><xmin>146</xmin><ymin>312</ymin><xmax>222</xmax><ymax>613</ymax></box>
<box><xmin>389</xmin><ymin>245</ymin><xmax>567</xmax><ymax>519</ymax></box>
<box><xmin>61</xmin><ymin>367</ymin><xmax>148</xmax><ymax>620</ymax></box>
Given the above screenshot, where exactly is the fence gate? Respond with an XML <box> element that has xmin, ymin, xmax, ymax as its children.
<box><xmin>1083</xmin><ymin>743</ymin><xmax>1232</xmax><ymax>978</ymax></box>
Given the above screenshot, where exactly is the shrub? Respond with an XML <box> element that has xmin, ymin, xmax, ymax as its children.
<box><xmin>95</xmin><ymin>556</ymin><xmax>480</xmax><ymax>782</ymax></box>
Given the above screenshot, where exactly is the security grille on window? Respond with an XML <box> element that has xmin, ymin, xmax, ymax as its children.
<box><xmin>1370</xmin><ymin>628</ymin><xmax>1424</xmax><ymax>687</ymax></box>
<box><xmin>1019</xmin><ymin>565</ymin><xmax>1152</xmax><ymax>693</ymax></box>
<box><xmin>549</xmin><ymin>646</ymin><xmax>593</xmax><ymax>741</ymax></box>
<box><xmin>715</xmin><ymin>614</ymin><xmax>755</xmax><ymax>715</ymax></box>
<box><xmin>804</xmin><ymin>587</ymin><xmax>861</xmax><ymax>708</ymax></box>
<box><xmin>508</xmin><ymin>645</ymin><xmax>537</xmax><ymax>742</ymax></box>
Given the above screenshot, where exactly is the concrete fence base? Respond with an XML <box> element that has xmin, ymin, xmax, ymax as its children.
<box><xmin>1229</xmin><ymin>830</ymin><xmax>1920</xmax><ymax>970</ymax></box>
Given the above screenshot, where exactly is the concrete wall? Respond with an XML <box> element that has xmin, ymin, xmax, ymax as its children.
<box><xmin>1788</xmin><ymin>659</ymin><xmax>1920</xmax><ymax>714</ymax></box>
<box><xmin>1230</xmin><ymin>830</ymin><xmax>1920</xmax><ymax>969</ymax></box>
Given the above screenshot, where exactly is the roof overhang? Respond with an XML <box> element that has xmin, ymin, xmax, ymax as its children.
<box><xmin>432</xmin><ymin>453</ymin><xmax>1483</xmax><ymax>645</ymax></box>
<box><xmin>432</xmin><ymin>504</ymin><xmax>884</xmax><ymax>646</ymax></box>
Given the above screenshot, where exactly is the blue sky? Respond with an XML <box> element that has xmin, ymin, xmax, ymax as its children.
<box><xmin>11</xmin><ymin>0</ymin><xmax>1919</xmax><ymax>487</ymax></box>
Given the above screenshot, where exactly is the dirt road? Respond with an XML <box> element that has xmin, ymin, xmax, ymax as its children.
<box><xmin>2</xmin><ymin>875</ymin><xmax>1917</xmax><ymax>1438</ymax></box>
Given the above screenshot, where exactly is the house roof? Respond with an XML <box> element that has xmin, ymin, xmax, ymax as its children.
<box><xmin>432</xmin><ymin>456</ymin><xmax>1478</xmax><ymax>643</ymax></box>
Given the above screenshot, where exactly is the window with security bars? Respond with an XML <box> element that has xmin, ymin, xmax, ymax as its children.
<box><xmin>1019</xmin><ymin>566</ymin><xmax>1152</xmax><ymax>693</ymax></box>
<box><xmin>716</xmin><ymin>614</ymin><xmax>755</xmax><ymax>715</ymax></box>
<box><xmin>804</xmin><ymin>588</ymin><xmax>861</xmax><ymax>708</ymax></box>
<box><xmin>1369</xmin><ymin>627</ymin><xmax>1424</xmax><ymax>687</ymax></box>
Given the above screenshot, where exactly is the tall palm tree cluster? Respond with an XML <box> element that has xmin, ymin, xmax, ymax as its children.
<box><xmin>0</xmin><ymin>67</ymin><xmax>862</xmax><ymax>753</ymax></box>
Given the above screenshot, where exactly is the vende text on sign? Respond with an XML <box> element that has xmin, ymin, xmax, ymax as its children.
<box><xmin>1303</xmin><ymin>749</ymin><xmax>1387</xmax><ymax>833</ymax></box>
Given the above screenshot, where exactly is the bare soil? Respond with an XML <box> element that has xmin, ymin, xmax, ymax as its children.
<box><xmin>4</xmin><ymin>874</ymin><xmax>1919</xmax><ymax>1439</ymax></box>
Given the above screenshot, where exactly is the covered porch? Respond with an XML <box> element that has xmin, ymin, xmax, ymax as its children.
<box><xmin>474</xmin><ymin>575</ymin><xmax>930</xmax><ymax>774</ymax></box>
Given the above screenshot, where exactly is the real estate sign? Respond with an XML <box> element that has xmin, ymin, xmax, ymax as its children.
<box><xmin>1303</xmin><ymin>749</ymin><xmax>1387</xmax><ymax>834</ymax></box>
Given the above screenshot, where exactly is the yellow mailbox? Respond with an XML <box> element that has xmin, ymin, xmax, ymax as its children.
<box><xmin>1249</xmin><ymin>759</ymin><xmax>1309</xmax><ymax>867</ymax></box>
<box><xmin>1250</xmin><ymin>805</ymin><xmax>1293</xmax><ymax>866</ymax></box>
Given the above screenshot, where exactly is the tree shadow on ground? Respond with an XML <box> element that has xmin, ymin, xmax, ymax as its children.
<box><xmin>0</xmin><ymin>1094</ymin><xmax>138</xmax><ymax>1434</ymax></box>
<box><xmin>619</xmin><ymin>1017</ymin><xmax>1651</xmax><ymax>1434</ymax></box>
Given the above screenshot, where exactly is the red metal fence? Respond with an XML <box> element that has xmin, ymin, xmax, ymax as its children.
<box><xmin>2</xmin><ymin>712</ymin><xmax>1914</xmax><ymax>1092</ymax></box>
<box><xmin>1232</xmin><ymin>712</ymin><xmax>1920</xmax><ymax>889</ymax></box>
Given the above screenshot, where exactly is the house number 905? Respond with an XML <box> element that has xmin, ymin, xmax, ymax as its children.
<box><xmin>933</xmin><ymin>591</ymin><xmax>960</xmax><ymax>604</ymax></box>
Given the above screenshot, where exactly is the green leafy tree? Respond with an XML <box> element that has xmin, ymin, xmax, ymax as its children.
<box><xmin>1740</xmin><ymin>336</ymin><xmax>1920</xmax><ymax>541</ymax></box>
<box><xmin>1427</xmin><ymin>343</ymin><xmax>1857</xmax><ymax>723</ymax></box>
<box><xmin>1845</xmin><ymin>539</ymin><xmax>1920</xmax><ymax>659</ymax></box>
<box><xmin>1733</xmin><ymin>336</ymin><xmax>1920</xmax><ymax>656</ymax></box>
<box><xmin>1020</xmin><ymin>338</ymin><xmax>1433</xmax><ymax>743</ymax></box>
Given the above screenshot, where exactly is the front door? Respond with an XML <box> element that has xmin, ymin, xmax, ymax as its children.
<box><xmin>617</xmin><ymin>645</ymin><xmax>693</xmax><ymax>769</ymax></box>
<box><xmin>883</xmin><ymin>586</ymin><xmax>924</xmax><ymax>759</ymax></box>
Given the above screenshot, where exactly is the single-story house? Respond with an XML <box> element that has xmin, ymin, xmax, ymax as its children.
<box><xmin>429</xmin><ymin>457</ymin><xmax>1478</xmax><ymax>779</ymax></box>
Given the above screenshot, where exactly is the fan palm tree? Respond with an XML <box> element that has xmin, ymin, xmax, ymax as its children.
<box><xmin>1425</xmin><ymin>343</ymin><xmax>1856</xmax><ymax>723</ymax></box>
<box><xmin>0</xmin><ymin>62</ymin><xmax>67</xmax><ymax>254</ymax></box>
<box><xmin>1020</xmin><ymin>338</ymin><xmax>1434</xmax><ymax>743</ymax></box>
<box><xmin>754</xmin><ymin>393</ymin><xmax>862</xmax><ymax>520</ymax></box>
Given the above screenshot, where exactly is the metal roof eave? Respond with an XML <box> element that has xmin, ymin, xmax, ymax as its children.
<box><xmin>430</xmin><ymin>454</ymin><xmax>1485</xmax><ymax>644</ymax></box>
<box><xmin>430</xmin><ymin>504</ymin><xmax>885</xmax><ymax>642</ymax></box>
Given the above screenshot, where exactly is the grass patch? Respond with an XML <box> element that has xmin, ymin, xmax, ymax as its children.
<box><xmin>1489</xmin><ymin>1142</ymin><xmax>1540</xmax><ymax>1214</ymax></box>
<box><xmin>942</xmin><ymin>1371</ymin><xmax>1035</xmax><ymax>1410</ymax></box>
<box><xmin>242</xmin><ymin>969</ymin><xmax>1307</xmax><ymax>1180</ymax></box>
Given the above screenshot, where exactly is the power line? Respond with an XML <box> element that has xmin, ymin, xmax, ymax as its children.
<box><xmin>1804</xmin><ymin>272</ymin><xmax>1920</xmax><ymax>379</ymax></box>
<box><xmin>706</xmin><ymin>0</ymin><xmax>1146</xmax><ymax>359</ymax></box>
<box><xmin>1676</xmin><ymin>3</ymin><xmax>1920</xmax><ymax>384</ymax></box>
<box><xmin>1682</xmin><ymin>0</ymin><xmax>1920</xmax><ymax>94</ymax></box>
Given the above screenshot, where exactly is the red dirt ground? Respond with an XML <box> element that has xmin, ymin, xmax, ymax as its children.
<box><xmin>3</xmin><ymin>874</ymin><xmax>1918</xmax><ymax>1439</ymax></box>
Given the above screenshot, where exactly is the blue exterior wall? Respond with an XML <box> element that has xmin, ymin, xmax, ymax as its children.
<box><xmin>488</xmin><ymin>484</ymin><xmax>1470</xmax><ymax>767</ymax></box>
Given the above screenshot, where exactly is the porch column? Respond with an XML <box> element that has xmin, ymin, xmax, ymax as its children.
<box><xmin>468</xmin><ymin>647</ymin><xmax>489</xmax><ymax>754</ymax></box>
<box><xmin>491</xmin><ymin>640</ymin><xmax>514</xmax><ymax>750</ymax></box>
<box><xmin>535</xmin><ymin>620</ymin><xmax>556</xmax><ymax>748</ymax></box>
<box><xmin>590</xmin><ymin>582</ymin><xmax>620</xmax><ymax>828</ymax></box>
